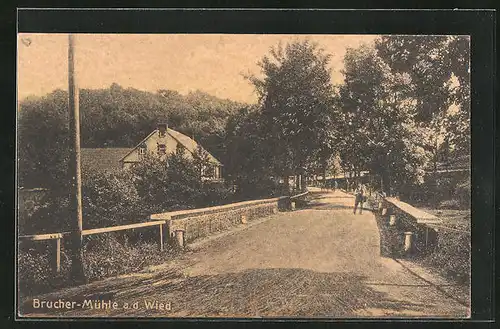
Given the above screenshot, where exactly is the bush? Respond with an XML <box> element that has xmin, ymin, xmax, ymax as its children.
<box><xmin>403</xmin><ymin>173</ymin><xmax>471</xmax><ymax>209</ymax></box>
<box><xmin>18</xmin><ymin>243</ymin><xmax>71</xmax><ymax>297</ymax></box>
<box><xmin>455</xmin><ymin>178</ymin><xmax>471</xmax><ymax>209</ymax></box>
<box><xmin>82</xmin><ymin>233</ymin><xmax>176</xmax><ymax>281</ymax></box>
<box><xmin>82</xmin><ymin>170</ymin><xmax>145</xmax><ymax>228</ymax></box>
<box><xmin>232</xmin><ymin>176</ymin><xmax>286</xmax><ymax>200</ymax></box>
<box><xmin>421</xmin><ymin>230</ymin><xmax>470</xmax><ymax>284</ymax></box>
<box><xmin>18</xmin><ymin>233</ymin><xmax>178</xmax><ymax>297</ymax></box>
<box><xmin>197</xmin><ymin>182</ymin><xmax>235</xmax><ymax>207</ymax></box>
<box><xmin>19</xmin><ymin>192</ymin><xmax>71</xmax><ymax>235</ymax></box>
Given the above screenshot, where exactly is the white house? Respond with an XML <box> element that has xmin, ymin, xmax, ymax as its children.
<box><xmin>119</xmin><ymin>123</ymin><xmax>223</xmax><ymax>180</ymax></box>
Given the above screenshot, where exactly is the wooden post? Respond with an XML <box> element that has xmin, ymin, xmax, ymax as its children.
<box><xmin>52</xmin><ymin>238</ymin><xmax>61</xmax><ymax>273</ymax></box>
<box><xmin>291</xmin><ymin>201</ymin><xmax>296</xmax><ymax>211</ymax></box>
<box><xmin>67</xmin><ymin>34</ymin><xmax>86</xmax><ymax>284</ymax></box>
<box><xmin>159</xmin><ymin>224</ymin><xmax>164</xmax><ymax>251</ymax></box>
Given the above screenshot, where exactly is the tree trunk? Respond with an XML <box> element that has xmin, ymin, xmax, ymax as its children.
<box><xmin>382</xmin><ymin>171</ymin><xmax>391</xmax><ymax>196</ymax></box>
<box><xmin>323</xmin><ymin>164</ymin><xmax>327</xmax><ymax>189</ymax></box>
<box><xmin>283</xmin><ymin>174</ymin><xmax>290</xmax><ymax>195</ymax></box>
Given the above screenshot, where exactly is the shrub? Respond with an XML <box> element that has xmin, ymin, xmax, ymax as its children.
<box><xmin>20</xmin><ymin>192</ymin><xmax>71</xmax><ymax>235</ymax></box>
<box><xmin>18</xmin><ymin>233</ymin><xmax>178</xmax><ymax>297</ymax></box>
<box><xmin>422</xmin><ymin>229</ymin><xmax>470</xmax><ymax>284</ymax></box>
<box><xmin>455</xmin><ymin>178</ymin><xmax>471</xmax><ymax>209</ymax></box>
<box><xmin>82</xmin><ymin>233</ymin><xmax>172</xmax><ymax>281</ymax></box>
<box><xmin>82</xmin><ymin>170</ymin><xmax>144</xmax><ymax>228</ymax></box>
<box><xmin>196</xmin><ymin>182</ymin><xmax>235</xmax><ymax>207</ymax></box>
<box><xmin>18</xmin><ymin>243</ymin><xmax>71</xmax><ymax>297</ymax></box>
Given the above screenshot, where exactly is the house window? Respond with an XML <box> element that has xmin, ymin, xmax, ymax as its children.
<box><xmin>157</xmin><ymin>144</ymin><xmax>166</xmax><ymax>155</ymax></box>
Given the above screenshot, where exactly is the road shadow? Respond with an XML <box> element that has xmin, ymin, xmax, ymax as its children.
<box><xmin>20</xmin><ymin>267</ymin><xmax>444</xmax><ymax>318</ymax></box>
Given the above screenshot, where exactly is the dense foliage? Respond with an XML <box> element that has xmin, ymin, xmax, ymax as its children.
<box><xmin>375</xmin><ymin>35</ymin><xmax>470</xmax><ymax>164</ymax></box>
<box><xmin>235</xmin><ymin>40</ymin><xmax>338</xmax><ymax>191</ymax></box>
<box><xmin>337</xmin><ymin>45</ymin><xmax>428</xmax><ymax>193</ymax></box>
<box><xmin>18</xmin><ymin>36</ymin><xmax>471</xmax><ymax>223</ymax></box>
<box><xmin>18</xmin><ymin>85</ymin><xmax>243</xmax><ymax>189</ymax></box>
<box><xmin>20</xmin><ymin>151</ymin><xmax>235</xmax><ymax>236</ymax></box>
<box><xmin>335</xmin><ymin>36</ymin><xmax>470</xmax><ymax>200</ymax></box>
<box><xmin>18</xmin><ymin>36</ymin><xmax>472</xmax><ymax>296</ymax></box>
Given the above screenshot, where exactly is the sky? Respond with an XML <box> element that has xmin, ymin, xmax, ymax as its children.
<box><xmin>17</xmin><ymin>34</ymin><xmax>377</xmax><ymax>104</ymax></box>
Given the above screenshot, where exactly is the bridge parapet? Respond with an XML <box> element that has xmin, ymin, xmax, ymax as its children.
<box><xmin>151</xmin><ymin>191</ymin><xmax>309</xmax><ymax>248</ymax></box>
<box><xmin>379</xmin><ymin>197</ymin><xmax>442</xmax><ymax>256</ymax></box>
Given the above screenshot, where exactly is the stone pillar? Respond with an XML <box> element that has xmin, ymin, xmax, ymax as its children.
<box><xmin>174</xmin><ymin>229</ymin><xmax>185</xmax><ymax>249</ymax></box>
<box><xmin>404</xmin><ymin>232</ymin><xmax>414</xmax><ymax>254</ymax></box>
<box><xmin>381</xmin><ymin>208</ymin><xmax>387</xmax><ymax>216</ymax></box>
<box><xmin>291</xmin><ymin>201</ymin><xmax>296</xmax><ymax>211</ymax></box>
<box><xmin>389</xmin><ymin>215</ymin><xmax>397</xmax><ymax>226</ymax></box>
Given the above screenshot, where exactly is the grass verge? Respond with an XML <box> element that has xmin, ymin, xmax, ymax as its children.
<box><xmin>372</xmin><ymin>205</ymin><xmax>470</xmax><ymax>286</ymax></box>
<box><xmin>18</xmin><ymin>233</ymin><xmax>179</xmax><ymax>299</ymax></box>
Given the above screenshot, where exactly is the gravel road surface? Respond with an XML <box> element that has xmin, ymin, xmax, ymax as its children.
<box><xmin>20</xmin><ymin>189</ymin><xmax>469</xmax><ymax>318</ymax></box>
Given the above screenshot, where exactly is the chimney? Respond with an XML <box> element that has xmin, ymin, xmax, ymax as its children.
<box><xmin>158</xmin><ymin>123</ymin><xmax>167</xmax><ymax>136</ymax></box>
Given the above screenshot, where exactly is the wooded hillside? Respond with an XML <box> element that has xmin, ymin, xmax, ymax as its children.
<box><xmin>18</xmin><ymin>84</ymin><xmax>246</xmax><ymax>188</ymax></box>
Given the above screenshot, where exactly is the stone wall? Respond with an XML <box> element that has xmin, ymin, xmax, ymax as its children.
<box><xmin>169</xmin><ymin>202</ymin><xmax>279</xmax><ymax>243</ymax></box>
<box><xmin>379</xmin><ymin>199</ymin><xmax>439</xmax><ymax>256</ymax></box>
<box><xmin>151</xmin><ymin>195</ymin><xmax>299</xmax><ymax>246</ymax></box>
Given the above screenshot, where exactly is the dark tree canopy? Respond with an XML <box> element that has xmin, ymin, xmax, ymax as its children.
<box><xmin>375</xmin><ymin>35</ymin><xmax>470</xmax><ymax>158</ymax></box>
<box><xmin>337</xmin><ymin>45</ymin><xmax>427</xmax><ymax>193</ymax></box>
<box><xmin>18</xmin><ymin>85</ymin><xmax>245</xmax><ymax>188</ymax></box>
<box><xmin>246</xmin><ymin>40</ymin><xmax>338</xmax><ymax>180</ymax></box>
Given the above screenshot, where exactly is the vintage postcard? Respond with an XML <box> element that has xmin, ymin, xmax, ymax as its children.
<box><xmin>17</xmin><ymin>30</ymin><xmax>472</xmax><ymax>318</ymax></box>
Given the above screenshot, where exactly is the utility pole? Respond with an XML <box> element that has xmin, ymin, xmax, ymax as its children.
<box><xmin>68</xmin><ymin>34</ymin><xmax>86</xmax><ymax>284</ymax></box>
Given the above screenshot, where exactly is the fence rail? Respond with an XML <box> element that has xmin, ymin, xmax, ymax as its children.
<box><xmin>82</xmin><ymin>220</ymin><xmax>166</xmax><ymax>236</ymax></box>
<box><xmin>18</xmin><ymin>191</ymin><xmax>309</xmax><ymax>274</ymax></box>
<box><xmin>20</xmin><ymin>232</ymin><xmax>67</xmax><ymax>241</ymax></box>
<box><xmin>19</xmin><ymin>220</ymin><xmax>168</xmax><ymax>273</ymax></box>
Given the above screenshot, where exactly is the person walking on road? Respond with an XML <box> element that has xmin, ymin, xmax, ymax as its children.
<box><xmin>353</xmin><ymin>183</ymin><xmax>366</xmax><ymax>214</ymax></box>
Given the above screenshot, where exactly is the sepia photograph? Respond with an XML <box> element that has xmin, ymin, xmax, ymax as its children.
<box><xmin>17</xmin><ymin>32</ymin><xmax>471</xmax><ymax>318</ymax></box>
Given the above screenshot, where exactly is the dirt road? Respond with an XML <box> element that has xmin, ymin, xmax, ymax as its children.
<box><xmin>20</xmin><ymin>189</ymin><xmax>469</xmax><ymax>318</ymax></box>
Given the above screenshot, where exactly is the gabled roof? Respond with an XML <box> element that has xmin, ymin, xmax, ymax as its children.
<box><xmin>119</xmin><ymin>128</ymin><xmax>222</xmax><ymax>165</ymax></box>
<box><xmin>81</xmin><ymin>148</ymin><xmax>133</xmax><ymax>174</ymax></box>
<box><xmin>166</xmin><ymin>128</ymin><xmax>221</xmax><ymax>165</ymax></box>
<box><xmin>119</xmin><ymin>130</ymin><xmax>157</xmax><ymax>162</ymax></box>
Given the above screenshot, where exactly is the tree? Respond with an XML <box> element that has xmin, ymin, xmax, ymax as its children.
<box><xmin>338</xmin><ymin>44</ymin><xmax>427</xmax><ymax>194</ymax></box>
<box><xmin>223</xmin><ymin>106</ymin><xmax>283</xmax><ymax>198</ymax></box>
<box><xmin>192</xmin><ymin>145</ymin><xmax>214</xmax><ymax>180</ymax></box>
<box><xmin>247</xmin><ymin>40</ymin><xmax>338</xmax><ymax>189</ymax></box>
<box><xmin>375</xmin><ymin>35</ymin><xmax>470</xmax><ymax>160</ymax></box>
<box><xmin>18</xmin><ymin>84</ymin><xmax>246</xmax><ymax>190</ymax></box>
<box><xmin>18</xmin><ymin>90</ymin><xmax>70</xmax><ymax>191</ymax></box>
